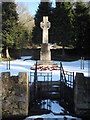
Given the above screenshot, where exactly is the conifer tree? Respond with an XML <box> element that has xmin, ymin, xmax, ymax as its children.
<box><xmin>74</xmin><ymin>2</ymin><xmax>90</xmax><ymax>51</ymax></box>
<box><xmin>32</xmin><ymin>0</ymin><xmax>52</xmax><ymax>44</ymax></box>
<box><xmin>2</xmin><ymin>2</ymin><xmax>18</xmax><ymax>58</ymax></box>
<box><xmin>0</xmin><ymin>2</ymin><xmax>2</xmax><ymax>58</ymax></box>
<box><xmin>52</xmin><ymin>2</ymin><xmax>74</xmax><ymax>55</ymax></box>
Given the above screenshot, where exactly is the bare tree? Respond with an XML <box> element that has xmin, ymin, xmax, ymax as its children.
<box><xmin>16</xmin><ymin>2</ymin><xmax>34</xmax><ymax>32</ymax></box>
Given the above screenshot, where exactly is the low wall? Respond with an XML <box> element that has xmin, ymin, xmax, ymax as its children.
<box><xmin>1</xmin><ymin>72</ymin><xmax>29</xmax><ymax>118</ymax></box>
<box><xmin>74</xmin><ymin>73</ymin><xmax>90</xmax><ymax>117</ymax></box>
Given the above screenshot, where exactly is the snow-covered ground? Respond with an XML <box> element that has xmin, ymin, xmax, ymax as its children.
<box><xmin>25</xmin><ymin>99</ymin><xmax>81</xmax><ymax>120</ymax></box>
<box><xmin>0</xmin><ymin>56</ymin><xmax>89</xmax><ymax>80</ymax></box>
<box><xmin>25</xmin><ymin>113</ymin><xmax>81</xmax><ymax>120</ymax></box>
<box><xmin>41</xmin><ymin>99</ymin><xmax>65</xmax><ymax>114</ymax></box>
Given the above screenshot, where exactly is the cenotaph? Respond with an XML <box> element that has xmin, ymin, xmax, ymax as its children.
<box><xmin>38</xmin><ymin>16</ymin><xmax>55</xmax><ymax>65</ymax></box>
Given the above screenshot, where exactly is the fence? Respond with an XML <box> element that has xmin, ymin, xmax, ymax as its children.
<box><xmin>30</xmin><ymin>71</ymin><xmax>52</xmax><ymax>84</ymax></box>
<box><xmin>30</xmin><ymin>62</ymin><xmax>75</xmax><ymax>113</ymax></box>
<box><xmin>60</xmin><ymin>62</ymin><xmax>74</xmax><ymax>112</ymax></box>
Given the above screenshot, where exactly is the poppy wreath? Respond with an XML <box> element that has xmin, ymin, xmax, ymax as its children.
<box><xmin>38</xmin><ymin>65</ymin><xmax>59</xmax><ymax>71</ymax></box>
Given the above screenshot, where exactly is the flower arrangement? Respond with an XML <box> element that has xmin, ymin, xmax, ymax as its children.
<box><xmin>37</xmin><ymin>65</ymin><xmax>59</xmax><ymax>71</ymax></box>
<box><xmin>31</xmin><ymin>64</ymin><xmax>59</xmax><ymax>71</ymax></box>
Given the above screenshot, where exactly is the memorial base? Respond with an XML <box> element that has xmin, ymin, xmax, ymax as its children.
<box><xmin>37</xmin><ymin>60</ymin><xmax>56</xmax><ymax>65</ymax></box>
<box><xmin>31</xmin><ymin>60</ymin><xmax>59</xmax><ymax>71</ymax></box>
<box><xmin>40</xmin><ymin>43</ymin><xmax>51</xmax><ymax>61</ymax></box>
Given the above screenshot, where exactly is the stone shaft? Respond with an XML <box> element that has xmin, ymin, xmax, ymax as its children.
<box><xmin>40</xmin><ymin>43</ymin><xmax>51</xmax><ymax>61</ymax></box>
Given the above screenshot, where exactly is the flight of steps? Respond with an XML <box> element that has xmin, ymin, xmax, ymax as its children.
<box><xmin>37</xmin><ymin>81</ymin><xmax>61</xmax><ymax>100</ymax></box>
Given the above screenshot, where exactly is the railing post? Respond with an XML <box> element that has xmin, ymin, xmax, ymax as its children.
<box><xmin>51</xmin><ymin>72</ymin><xmax>52</xmax><ymax>82</ymax></box>
<box><xmin>60</xmin><ymin>62</ymin><xmax>62</xmax><ymax>81</ymax></box>
<box><xmin>44</xmin><ymin>76</ymin><xmax>45</xmax><ymax>82</ymax></box>
<box><xmin>47</xmin><ymin>73</ymin><xmax>49</xmax><ymax>82</ymax></box>
<box><xmin>59</xmin><ymin>62</ymin><xmax>62</xmax><ymax>102</ymax></box>
<box><xmin>34</xmin><ymin>61</ymin><xmax>37</xmax><ymax>102</ymax></box>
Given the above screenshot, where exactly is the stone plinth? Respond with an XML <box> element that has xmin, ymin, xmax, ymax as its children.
<box><xmin>40</xmin><ymin>43</ymin><xmax>51</xmax><ymax>61</ymax></box>
<box><xmin>38</xmin><ymin>43</ymin><xmax>56</xmax><ymax>65</ymax></box>
<box><xmin>37</xmin><ymin>60</ymin><xmax>56</xmax><ymax>65</ymax></box>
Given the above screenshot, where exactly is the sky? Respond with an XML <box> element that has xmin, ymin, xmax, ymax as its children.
<box><xmin>15</xmin><ymin>0</ymin><xmax>89</xmax><ymax>16</ymax></box>
<box><xmin>24</xmin><ymin>2</ymin><xmax>41</xmax><ymax>16</ymax></box>
<box><xmin>15</xmin><ymin>0</ymin><xmax>55</xmax><ymax>16</ymax></box>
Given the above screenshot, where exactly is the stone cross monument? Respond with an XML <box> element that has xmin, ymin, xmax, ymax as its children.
<box><xmin>40</xmin><ymin>16</ymin><xmax>51</xmax><ymax>44</ymax></box>
<box><xmin>39</xmin><ymin>16</ymin><xmax>52</xmax><ymax>64</ymax></box>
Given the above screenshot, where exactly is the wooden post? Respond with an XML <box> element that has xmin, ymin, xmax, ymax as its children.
<box><xmin>81</xmin><ymin>57</ymin><xmax>84</xmax><ymax>69</ymax></box>
<box><xmin>83</xmin><ymin>57</ymin><xmax>84</xmax><ymax>69</ymax></box>
<box><xmin>81</xmin><ymin>57</ymin><xmax>82</xmax><ymax>69</ymax></box>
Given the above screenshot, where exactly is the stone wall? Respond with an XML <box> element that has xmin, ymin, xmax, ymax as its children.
<box><xmin>74</xmin><ymin>73</ymin><xmax>90</xmax><ymax>117</ymax></box>
<box><xmin>1</xmin><ymin>72</ymin><xmax>29</xmax><ymax>118</ymax></box>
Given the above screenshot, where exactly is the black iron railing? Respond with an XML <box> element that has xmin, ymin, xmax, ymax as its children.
<box><xmin>30</xmin><ymin>61</ymin><xmax>75</xmax><ymax>112</ymax></box>
<box><xmin>60</xmin><ymin>62</ymin><xmax>74</xmax><ymax>88</ymax></box>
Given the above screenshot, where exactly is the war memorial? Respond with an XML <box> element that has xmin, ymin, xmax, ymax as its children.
<box><xmin>0</xmin><ymin>15</ymin><xmax>90</xmax><ymax>120</ymax></box>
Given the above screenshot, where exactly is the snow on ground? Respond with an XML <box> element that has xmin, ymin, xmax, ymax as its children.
<box><xmin>41</xmin><ymin>99</ymin><xmax>64</xmax><ymax>114</ymax></box>
<box><xmin>0</xmin><ymin>56</ymin><xmax>89</xmax><ymax>81</ymax></box>
<box><xmin>25</xmin><ymin>113</ymin><xmax>81</xmax><ymax>120</ymax></box>
<box><xmin>25</xmin><ymin>99</ymin><xmax>81</xmax><ymax>120</ymax></box>
<box><xmin>0</xmin><ymin>56</ymin><xmax>36</xmax><ymax>77</ymax></box>
<box><xmin>61</xmin><ymin>60</ymin><xmax>88</xmax><ymax>77</ymax></box>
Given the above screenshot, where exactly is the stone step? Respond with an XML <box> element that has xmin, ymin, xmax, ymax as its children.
<box><xmin>39</xmin><ymin>92</ymin><xmax>60</xmax><ymax>100</ymax></box>
<box><xmin>40</xmin><ymin>87</ymin><xmax>60</xmax><ymax>92</ymax></box>
<box><xmin>37</xmin><ymin>81</ymin><xmax>60</xmax><ymax>85</ymax></box>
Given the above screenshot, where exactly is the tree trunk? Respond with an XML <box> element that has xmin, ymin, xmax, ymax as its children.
<box><xmin>0</xmin><ymin>44</ymin><xmax>2</xmax><ymax>58</ymax></box>
<box><xmin>6</xmin><ymin>46</ymin><xmax>10</xmax><ymax>58</ymax></box>
<box><xmin>0</xmin><ymin>53</ymin><xmax>1</xmax><ymax>58</ymax></box>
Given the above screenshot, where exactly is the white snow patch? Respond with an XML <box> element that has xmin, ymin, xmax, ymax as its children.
<box><xmin>41</xmin><ymin>99</ymin><xmax>64</xmax><ymax>114</ymax></box>
<box><xmin>0</xmin><ymin>56</ymin><xmax>89</xmax><ymax>79</ymax></box>
<box><xmin>25</xmin><ymin>113</ymin><xmax>81</xmax><ymax>120</ymax></box>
